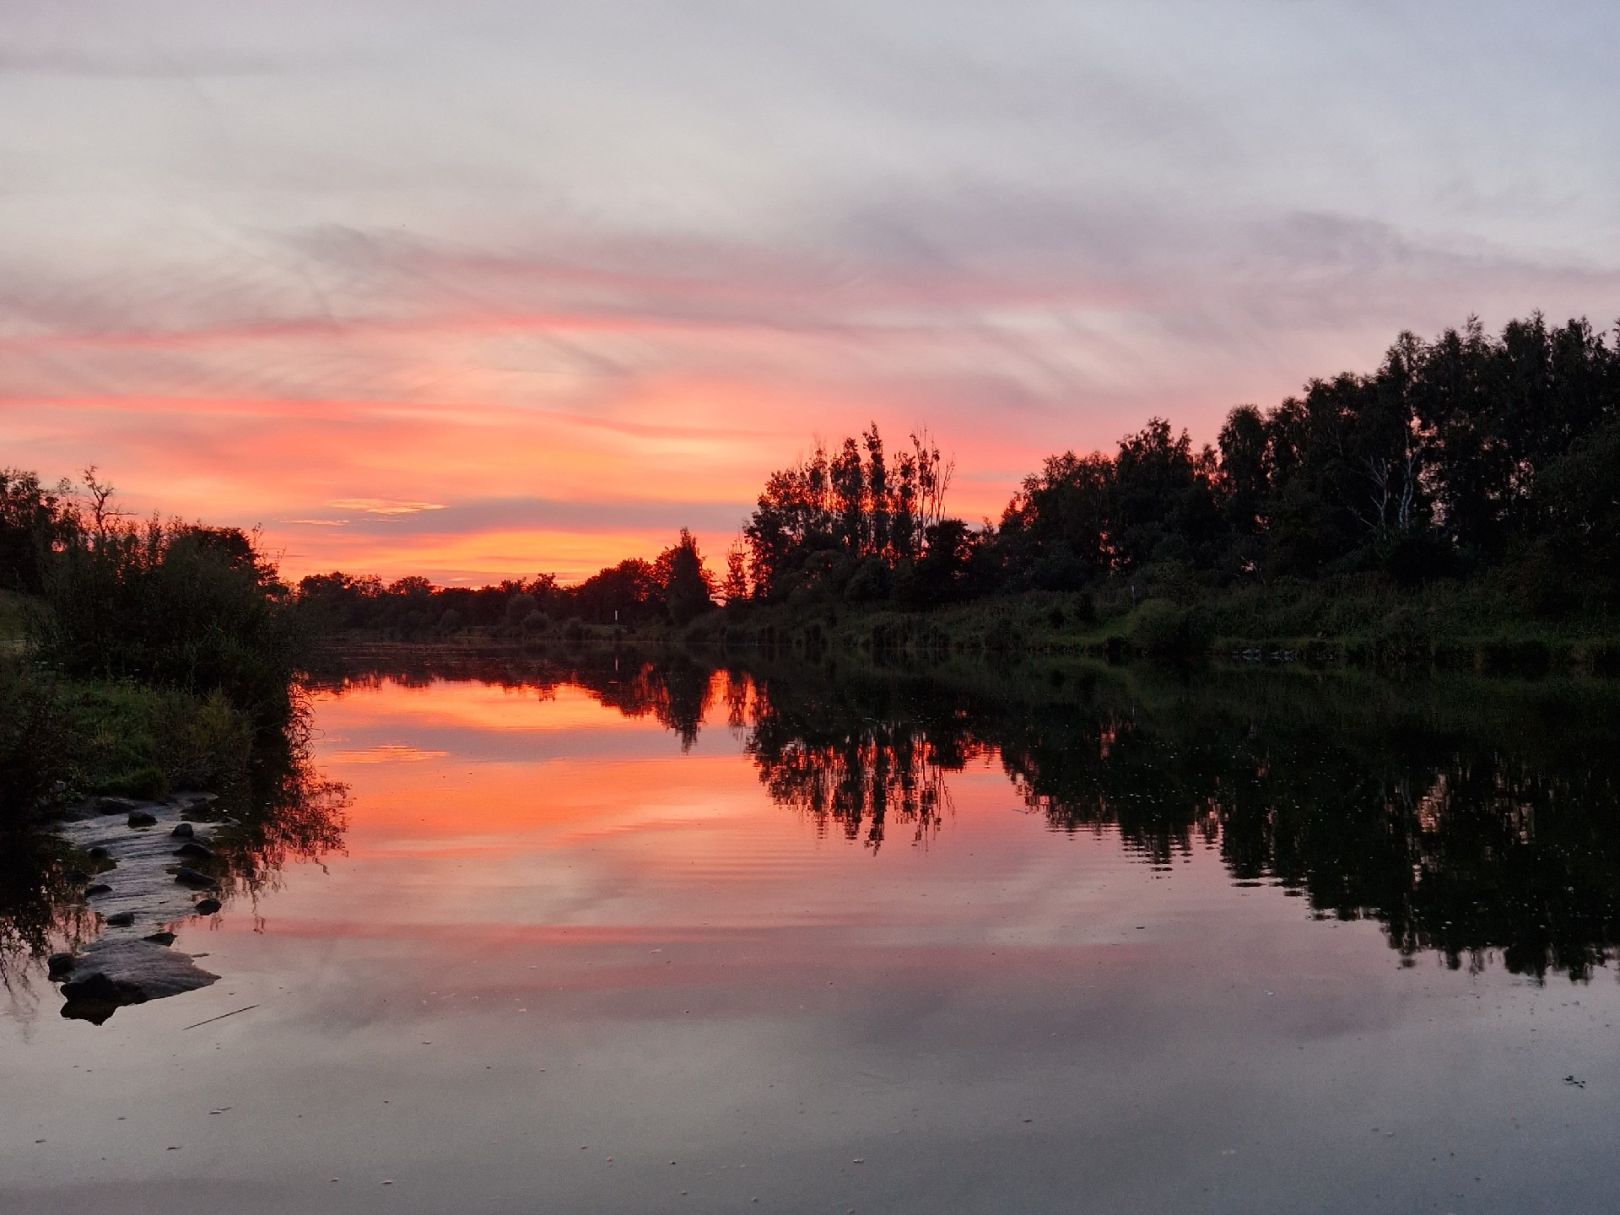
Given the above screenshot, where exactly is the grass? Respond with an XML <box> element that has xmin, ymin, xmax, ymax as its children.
<box><xmin>58</xmin><ymin>680</ymin><xmax>252</xmax><ymax>802</ymax></box>
<box><xmin>0</xmin><ymin>590</ymin><xmax>32</xmax><ymax>651</ymax></box>
<box><xmin>2</xmin><ymin>653</ymin><xmax>256</xmax><ymax>832</ymax></box>
<box><xmin>664</xmin><ymin>577</ymin><xmax>1620</xmax><ymax>673</ymax></box>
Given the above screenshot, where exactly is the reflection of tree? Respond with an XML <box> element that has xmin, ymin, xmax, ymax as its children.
<box><xmin>0</xmin><ymin>836</ymin><xmax>94</xmax><ymax>1004</ymax></box>
<box><xmin>306</xmin><ymin>649</ymin><xmax>719</xmax><ymax>751</ymax></box>
<box><xmin>589</xmin><ymin>659</ymin><xmax>716</xmax><ymax>751</ymax></box>
<box><xmin>311</xmin><ymin>651</ymin><xmax>1620</xmax><ymax>983</ymax></box>
<box><xmin>216</xmin><ymin>702</ymin><xmax>350</xmax><ymax>906</ymax></box>
<box><xmin>743</xmin><ymin>670</ymin><xmax>991</xmax><ymax>852</ymax></box>
<box><xmin>2</xmin><ymin>696</ymin><xmax>348</xmax><ymax>1002</ymax></box>
<box><xmin>751</xmin><ymin>718</ymin><xmax>952</xmax><ymax>851</ymax></box>
<box><xmin>994</xmin><ymin>673</ymin><xmax>1620</xmax><ymax>983</ymax></box>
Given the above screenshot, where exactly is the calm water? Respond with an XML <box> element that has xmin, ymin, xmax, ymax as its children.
<box><xmin>5</xmin><ymin>653</ymin><xmax>1620</xmax><ymax>1213</ymax></box>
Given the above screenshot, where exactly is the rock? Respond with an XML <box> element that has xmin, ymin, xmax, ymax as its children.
<box><xmin>193</xmin><ymin>898</ymin><xmax>222</xmax><ymax>916</ymax></box>
<box><xmin>143</xmin><ymin>932</ymin><xmax>177</xmax><ymax>946</ymax></box>
<box><xmin>175</xmin><ymin>792</ymin><xmax>222</xmax><ymax>822</ymax></box>
<box><xmin>84</xmin><ymin>882</ymin><xmax>113</xmax><ymax>897</ymax></box>
<box><xmin>127</xmin><ymin>810</ymin><xmax>158</xmax><ymax>828</ymax></box>
<box><xmin>93</xmin><ymin>795</ymin><xmax>142</xmax><ymax>816</ymax></box>
<box><xmin>87</xmin><ymin>845</ymin><xmax>112</xmax><ymax>861</ymax></box>
<box><xmin>58</xmin><ymin>939</ymin><xmax>219</xmax><ymax>1023</ymax></box>
<box><xmin>174</xmin><ymin>867</ymin><xmax>218</xmax><ymax>890</ymax></box>
<box><xmin>171</xmin><ymin>822</ymin><xmax>195</xmax><ymax>839</ymax></box>
<box><xmin>104</xmin><ymin>911</ymin><xmax>136</xmax><ymax>928</ymax></box>
<box><xmin>47</xmin><ymin>953</ymin><xmax>76</xmax><ymax>979</ymax></box>
<box><xmin>174</xmin><ymin>842</ymin><xmax>215</xmax><ymax>862</ymax></box>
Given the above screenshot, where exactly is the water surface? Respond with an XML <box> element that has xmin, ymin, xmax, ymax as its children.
<box><xmin>5</xmin><ymin>654</ymin><xmax>1620</xmax><ymax>1213</ymax></box>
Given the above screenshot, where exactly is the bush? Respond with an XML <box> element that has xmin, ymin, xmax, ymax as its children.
<box><xmin>1373</xmin><ymin>604</ymin><xmax>1435</xmax><ymax>663</ymax></box>
<box><xmin>33</xmin><ymin>520</ymin><xmax>301</xmax><ymax>728</ymax></box>
<box><xmin>0</xmin><ymin>660</ymin><xmax>72</xmax><ymax>831</ymax></box>
<box><xmin>158</xmin><ymin>691</ymin><xmax>253</xmax><ymax>796</ymax></box>
<box><xmin>1129</xmin><ymin>599</ymin><xmax>1214</xmax><ymax>658</ymax></box>
<box><xmin>58</xmin><ymin>681</ymin><xmax>253</xmax><ymax>803</ymax></box>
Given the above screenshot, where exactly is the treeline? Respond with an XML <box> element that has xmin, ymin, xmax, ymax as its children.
<box><xmin>734</xmin><ymin>313</ymin><xmax>1620</xmax><ymax>614</ymax></box>
<box><xmin>293</xmin><ymin>527</ymin><xmax>718</xmax><ymax>638</ymax></box>
<box><xmin>13</xmin><ymin>310</ymin><xmax>1614</xmax><ymax>658</ymax></box>
<box><xmin>306</xmin><ymin>310</ymin><xmax>1616</xmax><ymax>639</ymax></box>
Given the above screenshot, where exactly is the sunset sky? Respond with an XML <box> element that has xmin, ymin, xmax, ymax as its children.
<box><xmin>4</xmin><ymin>2</ymin><xmax>1618</xmax><ymax>584</ymax></box>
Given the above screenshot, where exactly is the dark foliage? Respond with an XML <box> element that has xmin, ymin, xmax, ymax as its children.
<box><xmin>33</xmin><ymin>518</ymin><xmax>302</xmax><ymax>727</ymax></box>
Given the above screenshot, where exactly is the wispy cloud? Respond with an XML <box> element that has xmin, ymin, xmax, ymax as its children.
<box><xmin>328</xmin><ymin>499</ymin><xmax>447</xmax><ymax>517</ymax></box>
<box><xmin>2</xmin><ymin>1</ymin><xmax>1618</xmax><ymax>583</ymax></box>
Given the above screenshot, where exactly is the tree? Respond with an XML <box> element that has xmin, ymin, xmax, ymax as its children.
<box><xmin>723</xmin><ymin>539</ymin><xmax>751</xmax><ymax>605</ymax></box>
<box><xmin>659</xmin><ymin>529</ymin><xmax>717</xmax><ymax>625</ymax></box>
<box><xmin>0</xmin><ymin>469</ymin><xmax>73</xmax><ymax>593</ymax></box>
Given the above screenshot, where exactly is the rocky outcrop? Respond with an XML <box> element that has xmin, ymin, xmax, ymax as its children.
<box><xmin>54</xmin><ymin>939</ymin><xmax>219</xmax><ymax>1024</ymax></box>
<box><xmin>50</xmin><ymin>795</ymin><xmax>234</xmax><ymax>1022</ymax></box>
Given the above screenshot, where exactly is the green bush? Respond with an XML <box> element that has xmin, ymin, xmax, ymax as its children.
<box><xmin>33</xmin><ymin>520</ymin><xmax>302</xmax><ymax>728</ymax></box>
<box><xmin>1129</xmin><ymin>599</ymin><xmax>1214</xmax><ymax>658</ymax></box>
<box><xmin>0</xmin><ymin>660</ymin><xmax>73</xmax><ymax>832</ymax></box>
<box><xmin>1373</xmin><ymin>604</ymin><xmax>1435</xmax><ymax>663</ymax></box>
<box><xmin>55</xmin><ymin>681</ymin><xmax>253</xmax><ymax>803</ymax></box>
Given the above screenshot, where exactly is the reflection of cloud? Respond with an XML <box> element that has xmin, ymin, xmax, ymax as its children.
<box><xmin>330</xmin><ymin>744</ymin><xmax>450</xmax><ymax>765</ymax></box>
<box><xmin>329</xmin><ymin>499</ymin><xmax>447</xmax><ymax>516</ymax></box>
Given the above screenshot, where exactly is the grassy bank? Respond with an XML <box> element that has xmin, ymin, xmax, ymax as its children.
<box><xmin>663</xmin><ymin>577</ymin><xmax>1620</xmax><ymax>674</ymax></box>
<box><xmin>318</xmin><ymin>577</ymin><xmax>1620</xmax><ymax>675</ymax></box>
<box><xmin>0</xmin><ymin>657</ymin><xmax>257</xmax><ymax>834</ymax></box>
<box><xmin>0</xmin><ymin>590</ymin><xmax>28</xmax><ymax>651</ymax></box>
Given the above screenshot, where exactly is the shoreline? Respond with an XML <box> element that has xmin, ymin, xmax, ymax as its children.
<box><xmin>43</xmin><ymin>793</ymin><xmax>233</xmax><ymax>1023</ymax></box>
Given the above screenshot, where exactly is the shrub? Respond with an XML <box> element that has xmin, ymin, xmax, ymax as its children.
<box><xmin>1129</xmin><ymin>599</ymin><xmax>1214</xmax><ymax>658</ymax></box>
<box><xmin>0</xmin><ymin>660</ymin><xmax>72</xmax><ymax>831</ymax></box>
<box><xmin>33</xmin><ymin>520</ymin><xmax>301</xmax><ymax>728</ymax></box>
<box><xmin>1373</xmin><ymin>604</ymin><xmax>1435</xmax><ymax>664</ymax></box>
<box><xmin>57</xmin><ymin>681</ymin><xmax>253</xmax><ymax>802</ymax></box>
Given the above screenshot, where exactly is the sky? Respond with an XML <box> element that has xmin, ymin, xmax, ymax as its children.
<box><xmin>3</xmin><ymin>1</ymin><xmax>1618</xmax><ymax>585</ymax></box>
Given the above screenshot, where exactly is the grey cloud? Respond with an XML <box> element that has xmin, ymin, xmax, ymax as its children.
<box><xmin>289</xmin><ymin>494</ymin><xmax>749</xmax><ymax>541</ymax></box>
<box><xmin>0</xmin><ymin>47</ymin><xmax>282</xmax><ymax>79</ymax></box>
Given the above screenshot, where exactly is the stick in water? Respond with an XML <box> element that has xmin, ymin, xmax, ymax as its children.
<box><xmin>181</xmin><ymin>1004</ymin><xmax>260</xmax><ymax>1031</ymax></box>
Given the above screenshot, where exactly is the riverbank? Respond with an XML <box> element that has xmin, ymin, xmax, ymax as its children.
<box><xmin>45</xmin><ymin>793</ymin><xmax>232</xmax><ymax>1023</ymax></box>
<box><xmin>321</xmin><ymin>579</ymin><xmax>1620</xmax><ymax>676</ymax></box>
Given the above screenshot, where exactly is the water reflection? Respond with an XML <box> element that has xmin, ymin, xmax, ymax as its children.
<box><xmin>311</xmin><ymin>650</ymin><xmax>1620</xmax><ymax>983</ymax></box>
<box><xmin>0</xmin><ymin>709</ymin><xmax>348</xmax><ymax>1012</ymax></box>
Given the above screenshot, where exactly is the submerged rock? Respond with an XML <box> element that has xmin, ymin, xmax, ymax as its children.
<box><xmin>174</xmin><ymin>842</ymin><xmax>216</xmax><ymax>862</ymax></box>
<box><xmin>47</xmin><ymin>953</ymin><xmax>76</xmax><ymax>979</ymax></box>
<box><xmin>93</xmin><ymin>795</ymin><xmax>143</xmax><ymax>816</ymax></box>
<box><xmin>104</xmin><ymin>911</ymin><xmax>136</xmax><ymax>928</ymax></box>
<box><xmin>193</xmin><ymin>898</ymin><xmax>222</xmax><ymax>916</ymax></box>
<box><xmin>174</xmin><ymin>867</ymin><xmax>218</xmax><ymax>890</ymax></box>
<box><xmin>84</xmin><ymin>882</ymin><xmax>113</xmax><ymax>897</ymax></box>
<box><xmin>127</xmin><ymin>810</ymin><xmax>158</xmax><ymax>828</ymax></box>
<box><xmin>58</xmin><ymin>939</ymin><xmax>218</xmax><ymax>1024</ymax></box>
<box><xmin>143</xmin><ymin>931</ymin><xmax>177</xmax><ymax>946</ymax></box>
<box><xmin>171</xmin><ymin>822</ymin><xmax>195</xmax><ymax>839</ymax></box>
